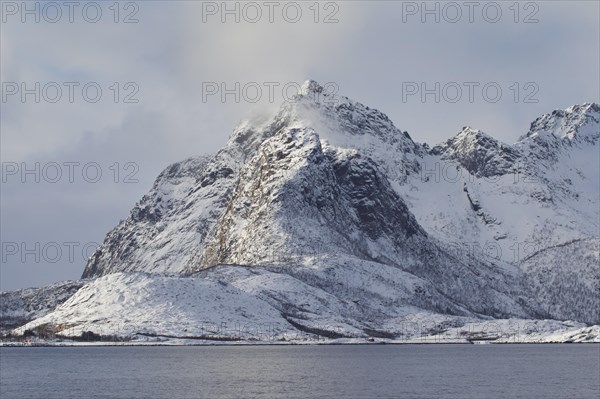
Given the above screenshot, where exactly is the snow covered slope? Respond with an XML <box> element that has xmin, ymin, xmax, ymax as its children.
<box><xmin>0</xmin><ymin>280</ymin><xmax>86</xmax><ymax>332</ymax></box>
<box><xmin>11</xmin><ymin>271</ymin><xmax>597</xmax><ymax>344</ymax></box>
<box><xmin>520</xmin><ymin>238</ymin><xmax>599</xmax><ymax>325</ymax></box>
<box><xmin>13</xmin><ymin>273</ymin><xmax>297</xmax><ymax>340</ymax></box>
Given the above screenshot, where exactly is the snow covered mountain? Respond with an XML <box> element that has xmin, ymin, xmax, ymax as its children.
<box><xmin>399</xmin><ymin>102</ymin><xmax>599</xmax><ymax>324</ymax></box>
<box><xmin>3</xmin><ymin>81</ymin><xmax>599</xmax><ymax>343</ymax></box>
<box><xmin>82</xmin><ymin>81</ymin><xmax>426</xmax><ymax>277</ymax></box>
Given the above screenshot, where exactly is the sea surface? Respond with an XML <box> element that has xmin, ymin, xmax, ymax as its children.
<box><xmin>1</xmin><ymin>344</ymin><xmax>598</xmax><ymax>398</ymax></box>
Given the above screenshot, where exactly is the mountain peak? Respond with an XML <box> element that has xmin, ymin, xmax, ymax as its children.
<box><xmin>456</xmin><ymin>126</ymin><xmax>490</xmax><ymax>141</ymax></box>
<box><xmin>522</xmin><ymin>102</ymin><xmax>599</xmax><ymax>143</ymax></box>
<box><xmin>278</xmin><ymin>80</ymin><xmax>420</xmax><ymax>157</ymax></box>
<box><xmin>435</xmin><ymin>126</ymin><xmax>501</xmax><ymax>153</ymax></box>
<box><xmin>300</xmin><ymin>79</ymin><xmax>324</xmax><ymax>95</ymax></box>
<box><xmin>431</xmin><ymin>126</ymin><xmax>518</xmax><ymax>177</ymax></box>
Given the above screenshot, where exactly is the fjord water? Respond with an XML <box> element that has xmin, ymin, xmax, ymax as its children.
<box><xmin>1</xmin><ymin>344</ymin><xmax>598</xmax><ymax>399</ymax></box>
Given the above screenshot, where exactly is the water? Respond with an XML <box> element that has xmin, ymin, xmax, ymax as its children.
<box><xmin>1</xmin><ymin>344</ymin><xmax>598</xmax><ymax>399</ymax></box>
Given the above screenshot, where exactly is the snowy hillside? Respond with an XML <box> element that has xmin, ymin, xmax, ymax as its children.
<box><xmin>0</xmin><ymin>280</ymin><xmax>86</xmax><ymax>333</ymax></box>
<box><xmin>11</xmin><ymin>271</ymin><xmax>597</xmax><ymax>344</ymax></box>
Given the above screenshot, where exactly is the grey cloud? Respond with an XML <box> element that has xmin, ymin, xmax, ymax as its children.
<box><xmin>1</xmin><ymin>1</ymin><xmax>598</xmax><ymax>290</ymax></box>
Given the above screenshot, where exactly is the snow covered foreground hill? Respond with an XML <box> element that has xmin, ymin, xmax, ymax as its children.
<box><xmin>3</xmin><ymin>81</ymin><xmax>599</xmax><ymax>344</ymax></box>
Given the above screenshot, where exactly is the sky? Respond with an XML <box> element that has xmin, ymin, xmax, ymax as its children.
<box><xmin>1</xmin><ymin>0</ymin><xmax>599</xmax><ymax>291</ymax></box>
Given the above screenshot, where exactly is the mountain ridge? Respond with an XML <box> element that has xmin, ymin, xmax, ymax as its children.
<box><xmin>3</xmin><ymin>81</ymin><xmax>599</xmax><ymax>343</ymax></box>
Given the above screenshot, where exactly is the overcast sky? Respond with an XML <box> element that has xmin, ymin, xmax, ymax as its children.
<box><xmin>1</xmin><ymin>0</ymin><xmax>599</xmax><ymax>291</ymax></box>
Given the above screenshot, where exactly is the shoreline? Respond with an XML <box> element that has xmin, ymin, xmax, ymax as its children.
<box><xmin>2</xmin><ymin>339</ymin><xmax>599</xmax><ymax>348</ymax></box>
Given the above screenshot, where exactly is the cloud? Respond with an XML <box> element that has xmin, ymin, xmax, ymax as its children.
<box><xmin>1</xmin><ymin>1</ymin><xmax>598</xmax><ymax>290</ymax></box>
